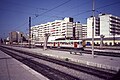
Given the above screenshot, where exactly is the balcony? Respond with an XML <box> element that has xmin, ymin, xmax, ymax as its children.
<box><xmin>110</xmin><ymin>16</ymin><xmax>117</xmax><ymax>19</ymax></box>
<box><xmin>110</xmin><ymin>27</ymin><xmax>115</xmax><ymax>30</ymax></box>
<box><xmin>116</xmin><ymin>18</ymin><xmax>120</xmax><ymax>21</ymax></box>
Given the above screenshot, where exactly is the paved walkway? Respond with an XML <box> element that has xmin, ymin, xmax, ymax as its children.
<box><xmin>0</xmin><ymin>50</ymin><xmax>49</xmax><ymax>80</ymax></box>
<box><xmin>4</xmin><ymin>45</ymin><xmax>120</xmax><ymax>72</ymax></box>
<box><xmin>85</xmin><ymin>48</ymin><xmax>120</xmax><ymax>53</ymax></box>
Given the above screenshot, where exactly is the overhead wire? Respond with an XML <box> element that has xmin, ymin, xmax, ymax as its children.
<box><xmin>71</xmin><ymin>0</ymin><xmax>120</xmax><ymax>19</ymax></box>
<box><xmin>10</xmin><ymin>0</ymin><xmax>72</xmax><ymax>31</ymax></box>
<box><xmin>0</xmin><ymin>7</ymin><xmax>64</xmax><ymax>20</ymax></box>
<box><xmin>32</xmin><ymin>0</ymin><xmax>72</xmax><ymax>20</ymax></box>
<box><xmin>3</xmin><ymin>0</ymin><xmax>120</xmax><ymax>33</ymax></box>
<box><xmin>60</xmin><ymin>0</ymin><xmax>91</xmax><ymax>13</ymax></box>
<box><xmin>95</xmin><ymin>1</ymin><xmax>120</xmax><ymax>10</ymax></box>
<box><xmin>0</xmin><ymin>0</ymin><xmax>71</xmax><ymax>31</ymax></box>
<box><xmin>0</xmin><ymin>0</ymin><xmax>47</xmax><ymax>10</ymax></box>
<box><xmin>0</xmin><ymin>0</ymin><xmax>48</xmax><ymax>16</ymax></box>
<box><xmin>94</xmin><ymin>1</ymin><xmax>120</xmax><ymax>17</ymax></box>
<box><xmin>31</xmin><ymin>0</ymin><xmax>91</xmax><ymax>25</ymax></box>
<box><xmin>72</xmin><ymin>10</ymin><xmax>92</xmax><ymax>17</ymax></box>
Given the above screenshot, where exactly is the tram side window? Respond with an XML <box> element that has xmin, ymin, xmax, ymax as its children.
<box><xmin>86</xmin><ymin>42</ymin><xmax>91</xmax><ymax>46</ymax></box>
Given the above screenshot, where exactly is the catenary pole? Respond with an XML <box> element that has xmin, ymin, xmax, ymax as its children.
<box><xmin>29</xmin><ymin>17</ymin><xmax>31</xmax><ymax>48</ymax></box>
<box><xmin>92</xmin><ymin>0</ymin><xmax>95</xmax><ymax>57</ymax></box>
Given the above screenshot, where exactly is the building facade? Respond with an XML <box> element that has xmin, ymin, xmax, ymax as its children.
<box><xmin>81</xmin><ymin>24</ymin><xmax>87</xmax><ymax>38</ymax></box>
<box><xmin>87</xmin><ymin>16</ymin><xmax>100</xmax><ymax>38</ymax></box>
<box><xmin>87</xmin><ymin>14</ymin><xmax>120</xmax><ymax>38</ymax></box>
<box><xmin>31</xmin><ymin>17</ymin><xmax>83</xmax><ymax>42</ymax></box>
<box><xmin>87</xmin><ymin>14</ymin><xmax>120</xmax><ymax>45</ymax></box>
<box><xmin>9</xmin><ymin>31</ymin><xmax>23</xmax><ymax>44</ymax></box>
<box><xmin>31</xmin><ymin>25</ymin><xmax>39</xmax><ymax>41</ymax></box>
<box><xmin>99</xmin><ymin>14</ymin><xmax>120</xmax><ymax>37</ymax></box>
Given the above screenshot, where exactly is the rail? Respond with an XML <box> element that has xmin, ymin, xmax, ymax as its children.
<box><xmin>0</xmin><ymin>45</ymin><xmax>117</xmax><ymax>80</ymax></box>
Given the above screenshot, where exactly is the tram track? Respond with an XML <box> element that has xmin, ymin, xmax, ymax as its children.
<box><xmin>49</xmin><ymin>47</ymin><xmax>120</xmax><ymax>57</ymax></box>
<box><xmin>14</xmin><ymin>45</ymin><xmax>120</xmax><ymax>57</ymax></box>
<box><xmin>0</xmin><ymin>46</ymin><xmax>117</xmax><ymax>80</ymax></box>
<box><xmin>0</xmin><ymin>46</ymin><xmax>80</xmax><ymax>80</ymax></box>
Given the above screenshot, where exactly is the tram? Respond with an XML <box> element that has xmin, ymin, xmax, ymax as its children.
<box><xmin>35</xmin><ymin>39</ymin><xmax>86</xmax><ymax>50</ymax></box>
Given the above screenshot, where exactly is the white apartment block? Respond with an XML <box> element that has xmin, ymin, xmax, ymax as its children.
<box><xmin>74</xmin><ymin>22</ymin><xmax>82</xmax><ymax>39</ymax></box>
<box><xmin>87</xmin><ymin>16</ymin><xmax>100</xmax><ymax>38</ymax></box>
<box><xmin>87</xmin><ymin>14</ymin><xmax>120</xmax><ymax>38</ymax></box>
<box><xmin>31</xmin><ymin>25</ymin><xmax>39</xmax><ymax>41</ymax></box>
<box><xmin>99</xmin><ymin>14</ymin><xmax>120</xmax><ymax>37</ymax></box>
<box><xmin>31</xmin><ymin>17</ymin><xmax>82</xmax><ymax>42</ymax></box>
<box><xmin>82</xmin><ymin>24</ymin><xmax>87</xmax><ymax>38</ymax></box>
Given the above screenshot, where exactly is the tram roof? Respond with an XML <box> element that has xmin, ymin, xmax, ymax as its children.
<box><xmin>49</xmin><ymin>40</ymin><xmax>83</xmax><ymax>42</ymax></box>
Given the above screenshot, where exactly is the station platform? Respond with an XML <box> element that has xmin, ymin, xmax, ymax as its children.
<box><xmin>0</xmin><ymin>50</ymin><xmax>49</xmax><ymax>80</ymax></box>
<box><xmin>3</xmin><ymin>45</ymin><xmax>120</xmax><ymax>72</ymax></box>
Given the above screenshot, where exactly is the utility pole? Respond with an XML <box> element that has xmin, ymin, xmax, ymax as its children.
<box><xmin>73</xmin><ymin>22</ymin><xmax>76</xmax><ymax>40</ymax></box>
<box><xmin>29</xmin><ymin>17</ymin><xmax>31</xmax><ymax>48</ymax></box>
<box><xmin>92</xmin><ymin>0</ymin><xmax>95</xmax><ymax>58</ymax></box>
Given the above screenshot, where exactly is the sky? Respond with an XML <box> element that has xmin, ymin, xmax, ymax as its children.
<box><xmin>0</xmin><ymin>0</ymin><xmax>120</xmax><ymax>39</ymax></box>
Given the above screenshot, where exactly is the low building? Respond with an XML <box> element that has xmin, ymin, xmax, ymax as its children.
<box><xmin>9</xmin><ymin>31</ymin><xmax>24</xmax><ymax>44</ymax></box>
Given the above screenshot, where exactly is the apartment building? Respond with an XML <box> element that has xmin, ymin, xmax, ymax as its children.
<box><xmin>87</xmin><ymin>14</ymin><xmax>120</xmax><ymax>45</ymax></box>
<box><xmin>81</xmin><ymin>24</ymin><xmax>87</xmax><ymax>38</ymax></box>
<box><xmin>31</xmin><ymin>25</ymin><xmax>39</xmax><ymax>41</ymax></box>
<box><xmin>87</xmin><ymin>16</ymin><xmax>100</xmax><ymax>38</ymax></box>
<box><xmin>87</xmin><ymin>14</ymin><xmax>120</xmax><ymax>38</ymax></box>
<box><xmin>99</xmin><ymin>14</ymin><xmax>120</xmax><ymax>37</ymax></box>
<box><xmin>31</xmin><ymin>17</ymin><xmax>82</xmax><ymax>42</ymax></box>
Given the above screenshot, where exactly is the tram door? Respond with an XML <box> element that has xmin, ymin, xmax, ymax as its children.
<box><xmin>74</xmin><ymin>42</ymin><xmax>77</xmax><ymax>48</ymax></box>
